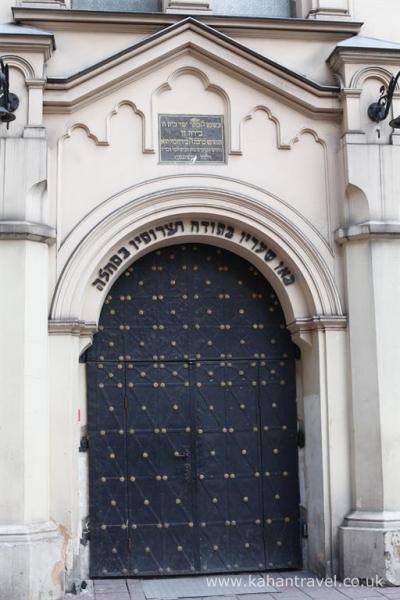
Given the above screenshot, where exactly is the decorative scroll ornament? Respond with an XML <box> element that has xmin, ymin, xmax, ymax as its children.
<box><xmin>368</xmin><ymin>71</ymin><xmax>400</xmax><ymax>128</ymax></box>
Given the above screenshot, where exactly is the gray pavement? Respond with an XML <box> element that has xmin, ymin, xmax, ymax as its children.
<box><xmin>65</xmin><ymin>571</ymin><xmax>400</xmax><ymax>600</ymax></box>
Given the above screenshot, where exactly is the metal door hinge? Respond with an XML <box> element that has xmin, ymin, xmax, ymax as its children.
<box><xmin>297</xmin><ymin>424</ymin><xmax>305</xmax><ymax>448</ymax></box>
<box><xmin>79</xmin><ymin>435</ymin><xmax>89</xmax><ymax>452</ymax></box>
<box><xmin>301</xmin><ymin>519</ymin><xmax>308</xmax><ymax>539</ymax></box>
<box><xmin>80</xmin><ymin>518</ymin><xmax>91</xmax><ymax>546</ymax></box>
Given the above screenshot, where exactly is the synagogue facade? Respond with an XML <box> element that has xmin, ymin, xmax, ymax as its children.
<box><xmin>0</xmin><ymin>0</ymin><xmax>400</xmax><ymax>598</ymax></box>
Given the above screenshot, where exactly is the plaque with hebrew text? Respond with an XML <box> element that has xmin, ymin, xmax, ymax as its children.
<box><xmin>159</xmin><ymin>114</ymin><xmax>225</xmax><ymax>163</ymax></box>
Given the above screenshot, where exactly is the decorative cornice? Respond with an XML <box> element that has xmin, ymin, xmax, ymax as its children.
<box><xmin>288</xmin><ymin>315</ymin><xmax>348</xmax><ymax>333</ymax></box>
<box><xmin>0</xmin><ymin>221</ymin><xmax>56</xmax><ymax>244</ymax></box>
<box><xmin>48</xmin><ymin>319</ymin><xmax>98</xmax><ymax>336</ymax></box>
<box><xmin>336</xmin><ymin>221</ymin><xmax>400</xmax><ymax>244</ymax></box>
<box><xmin>0</xmin><ymin>24</ymin><xmax>55</xmax><ymax>60</ymax></box>
<box><xmin>0</xmin><ymin>40</ymin><xmax>54</xmax><ymax>62</ymax></box>
<box><xmin>42</xmin><ymin>17</ymin><xmax>339</xmax><ymax>96</ymax></box>
<box><xmin>12</xmin><ymin>7</ymin><xmax>362</xmax><ymax>38</ymax></box>
<box><xmin>328</xmin><ymin>47</ymin><xmax>400</xmax><ymax>75</ymax></box>
<box><xmin>41</xmin><ymin>18</ymin><xmax>342</xmax><ymax>119</ymax></box>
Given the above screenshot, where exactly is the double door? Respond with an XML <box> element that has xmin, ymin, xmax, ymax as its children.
<box><xmin>87</xmin><ymin>242</ymin><xmax>301</xmax><ymax>577</ymax></box>
<box><xmin>88</xmin><ymin>356</ymin><xmax>301</xmax><ymax>577</ymax></box>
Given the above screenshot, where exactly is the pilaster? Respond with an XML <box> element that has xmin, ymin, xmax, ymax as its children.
<box><xmin>47</xmin><ymin>325</ymin><xmax>96</xmax><ymax>591</ymax></box>
<box><xmin>0</xmin><ymin>234</ymin><xmax>64</xmax><ymax>599</ymax></box>
<box><xmin>0</xmin><ymin>86</ymin><xmax>62</xmax><ymax>600</ymax></box>
<box><xmin>289</xmin><ymin>318</ymin><xmax>351</xmax><ymax>577</ymax></box>
<box><xmin>337</xmin><ymin>234</ymin><xmax>400</xmax><ymax>584</ymax></box>
<box><xmin>330</xmin><ymin>41</ymin><xmax>400</xmax><ymax>584</ymax></box>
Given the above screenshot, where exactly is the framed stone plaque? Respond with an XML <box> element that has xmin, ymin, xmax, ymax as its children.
<box><xmin>159</xmin><ymin>114</ymin><xmax>225</xmax><ymax>163</ymax></box>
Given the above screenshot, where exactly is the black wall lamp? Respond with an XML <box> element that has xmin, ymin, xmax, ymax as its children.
<box><xmin>368</xmin><ymin>71</ymin><xmax>400</xmax><ymax>128</ymax></box>
<box><xmin>0</xmin><ymin>58</ymin><xmax>19</xmax><ymax>127</ymax></box>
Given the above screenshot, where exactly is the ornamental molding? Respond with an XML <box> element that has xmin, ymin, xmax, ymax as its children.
<box><xmin>149</xmin><ymin>66</ymin><xmax>232</xmax><ymax>154</ymax></box>
<box><xmin>336</xmin><ymin>221</ymin><xmax>400</xmax><ymax>244</ymax></box>
<box><xmin>288</xmin><ymin>315</ymin><xmax>347</xmax><ymax>333</ymax></box>
<box><xmin>343</xmin><ymin>511</ymin><xmax>400</xmax><ymax>529</ymax></box>
<box><xmin>0</xmin><ymin>221</ymin><xmax>56</xmax><ymax>244</ymax></box>
<box><xmin>0</xmin><ymin>521</ymin><xmax>61</xmax><ymax>543</ymax></box>
<box><xmin>57</xmin><ymin>100</ymin><xmax>146</xmax><ymax>149</ymax></box>
<box><xmin>328</xmin><ymin>49</ymin><xmax>400</xmax><ymax>78</ymax></box>
<box><xmin>0</xmin><ymin>54</ymin><xmax>36</xmax><ymax>79</ymax></box>
<box><xmin>50</xmin><ymin>182</ymin><xmax>343</xmax><ymax>327</ymax></box>
<box><xmin>58</xmin><ymin>175</ymin><xmax>333</xmax><ymax>257</ymax></box>
<box><xmin>0</xmin><ymin>29</ymin><xmax>54</xmax><ymax>62</ymax></box>
<box><xmin>48</xmin><ymin>319</ymin><xmax>98</xmax><ymax>336</ymax></box>
<box><xmin>350</xmin><ymin>66</ymin><xmax>400</xmax><ymax>90</ymax></box>
<box><xmin>42</xmin><ymin>18</ymin><xmax>342</xmax><ymax>119</ymax></box>
<box><xmin>12</xmin><ymin>7</ymin><xmax>362</xmax><ymax>38</ymax></box>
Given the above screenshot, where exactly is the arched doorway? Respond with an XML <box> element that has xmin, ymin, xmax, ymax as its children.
<box><xmin>86</xmin><ymin>243</ymin><xmax>301</xmax><ymax>578</ymax></box>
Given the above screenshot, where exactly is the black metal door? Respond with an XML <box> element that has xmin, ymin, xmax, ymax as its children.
<box><xmin>87</xmin><ymin>243</ymin><xmax>301</xmax><ymax>577</ymax></box>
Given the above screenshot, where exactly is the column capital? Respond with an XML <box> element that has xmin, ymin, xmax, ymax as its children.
<box><xmin>336</xmin><ymin>221</ymin><xmax>400</xmax><ymax>244</ymax></box>
<box><xmin>0</xmin><ymin>221</ymin><xmax>56</xmax><ymax>244</ymax></box>
<box><xmin>288</xmin><ymin>315</ymin><xmax>348</xmax><ymax>333</ymax></box>
<box><xmin>48</xmin><ymin>320</ymin><xmax>98</xmax><ymax>337</ymax></box>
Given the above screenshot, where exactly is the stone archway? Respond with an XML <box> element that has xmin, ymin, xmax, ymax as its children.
<box><xmin>48</xmin><ymin>185</ymin><xmax>350</xmax><ymax>582</ymax></box>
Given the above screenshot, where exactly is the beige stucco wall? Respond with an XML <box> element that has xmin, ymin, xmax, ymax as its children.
<box><xmin>353</xmin><ymin>0</ymin><xmax>400</xmax><ymax>42</ymax></box>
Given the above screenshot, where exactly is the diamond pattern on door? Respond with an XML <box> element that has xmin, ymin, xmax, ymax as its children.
<box><xmin>87</xmin><ymin>243</ymin><xmax>301</xmax><ymax>577</ymax></box>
